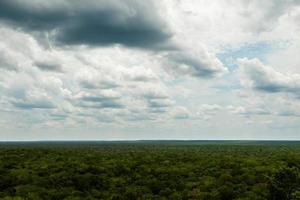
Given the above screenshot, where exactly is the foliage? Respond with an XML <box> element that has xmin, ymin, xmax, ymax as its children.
<box><xmin>0</xmin><ymin>144</ymin><xmax>299</xmax><ymax>199</ymax></box>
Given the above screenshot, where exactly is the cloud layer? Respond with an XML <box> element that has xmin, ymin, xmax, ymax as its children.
<box><xmin>0</xmin><ymin>0</ymin><xmax>228</xmax><ymax>78</ymax></box>
<box><xmin>0</xmin><ymin>0</ymin><xmax>299</xmax><ymax>140</ymax></box>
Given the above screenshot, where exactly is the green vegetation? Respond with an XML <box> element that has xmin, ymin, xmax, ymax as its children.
<box><xmin>0</xmin><ymin>143</ymin><xmax>299</xmax><ymax>199</ymax></box>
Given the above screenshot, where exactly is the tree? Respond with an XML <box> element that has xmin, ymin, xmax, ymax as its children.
<box><xmin>268</xmin><ymin>167</ymin><xmax>300</xmax><ymax>200</ymax></box>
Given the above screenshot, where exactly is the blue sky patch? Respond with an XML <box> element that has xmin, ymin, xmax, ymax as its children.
<box><xmin>217</xmin><ymin>42</ymin><xmax>275</xmax><ymax>71</ymax></box>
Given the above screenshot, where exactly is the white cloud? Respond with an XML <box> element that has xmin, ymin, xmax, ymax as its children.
<box><xmin>164</xmin><ymin>45</ymin><xmax>227</xmax><ymax>78</ymax></box>
<box><xmin>227</xmin><ymin>105</ymin><xmax>271</xmax><ymax>116</ymax></box>
<box><xmin>238</xmin><ymin>58</ymin><xmax>300</xmax><ymax>97</ymax></box>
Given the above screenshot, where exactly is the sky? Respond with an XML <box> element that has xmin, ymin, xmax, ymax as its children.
<box><xmin>0</xmin><ymin>0</ymin><xmax>299</xmax><ymax>141</ymax></box>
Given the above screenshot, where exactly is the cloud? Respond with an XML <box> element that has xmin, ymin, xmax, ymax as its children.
<box><xmin>10</xmin><ymin>87</ymin><xmax>56</xmax><ymax>110</ymax></box>
<box><xmin>139</xmin><ymin>85</ymin><xmax>169</xmax><ymax>100</ymax></box>
<box><xmin>124</xmin><ymin>112</ymin><xmax>156</xmax><ymax>122</ymax></box>
<box><xmin>147</xmin><ymin>98</ymin><xmax>173</xmax><ymax>113</ymax></box>
<box><xmin>227</xmin><ymin>104</ymin><xmax>300</xmax><ymax>118</ymax></box>
<box><xmin>0</xmin><ymin>0</ymin><xmax>228</xmax><ymax>79</ymax></box>
<box><xmin>172</xmin><ymin>106</ymin><xmax>190</xmax><ymax>119</ymax></box>
<box><xmin>13</xmin><ymin>100</ymin><xmax>55</xmax><ymax>109</ymax></box>
<box><xmin>165</xmin><ymin>46</ymin><xmax>227</xmax><ymax>78</ymax></box>
<box><xmin>35</xmin><ymin>61</ymin><xmax>63</xmax><ymax>72</ymax></box>
<box><xmin>76</xmin><ymin>68</ymin><xmax>120</xmax><ymax>90</ymax></box>
<box><xmin>79</xmin><ymin>100</ymin><xmax>123</xmax><ymax>109</ymax></box>
<box><xmin>0</xmin><ymin>49</ymin><xmax>18</xmax><ymax>71</ymax></box>
<box><xmin>123</xmin><ymin>66</ymin><xmax>158</xmax><ymax>82</ymax></box>
<box><xmin>235</xmin><ymin>0</ymin><xmax>300</xmax><ymax>33</ymax></box>
<box><xmin>75</xmin><ymin>91</ymin><xmax>124</xmax><ymax>109</ymax></box>
<box><xmin>191</xmin><ymin>104</ymin><xmax>222</xmax><ymax>120</ymax></box>
<box><xmin>227</xmin><ymin>105</ymin><xmax>271</xmax><ymax>117</ymax></box>
<box><xmin>199</xmin><ymin>104</ymin><xmax>221</xmax><ymax>112</ymax></box>
<box><xmin>0</xmin><ymin>66</ymin><xmax>72</xmax><ymax>111</ymax></box>
<box><xmin>132</xmin><ymin>84</ymin><xmax>174</xmax><ymax>113</ymax></box>
<box><xmin>277</xmin><ymin>110</ymin><xmax>300</xmax><ymax>117</ymax></box>
<box><xmin>0</xmin><ymin>0</ymin><xmax>170</xmax><ymax>49</ymax></box>
<box><xmin>2</xmin><ymin>0</ymin><xmax>300</xmax><ymax>140</ymax></box>
<box><xmin>49</xmin><ymin>112</ymin><xmax>68</xmax><ymax>121</ymax></box>
<box><xmin>79</xmin><ymin>79</ymin><xmax>119</xmax><ymax>90</ymax></box>
<box><xmin>0</xmin><ymin>26</ymin><xmax>71</xmax><ymax>73</ymax></box>
<box><xmin>238</xmin><ymin>58</ymin><xmax>300</xmax><ymax>97</ymax></box>
<box><xmin>148</xmin><ymin>99</ymin><xmax>173</xmax><ymax>108</ymax></box>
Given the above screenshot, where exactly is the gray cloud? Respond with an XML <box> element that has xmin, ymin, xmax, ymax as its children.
<box><xmin>49</xmin><ymin>113</ymin><xmax>68</xmax><ymax>121</ymax></box>
<box><xmin>141</xmin><ymin>89</ymin><xmax>169</xmax><ymax>100</ymax></box>
<box><xmin>76</xmin><ymin>92</ymin><xmax>124</xmax><ymax>109</ymax></box>
<box><xmin>238</xmin><ymin>58</ymin><xmax>300</xmax><ymax>97</ymax></box>
<box><xmin>79</xmin><ymin>100</ymin><xmax>123</xmax><ymax>109</ymax></box>
<box><xmin>13</xmin><ymin>101</ymin><xmax>55</xmax><ymax>109</ymax></box>
<box><xmin>0</xmin><ymin>0</ymin><xmax>170</xmax><ymax>49</ymax></box>
<box><xmin>140</xmin><ymin>88</ymin><xmax>173</xmax><ymax>113</ymax></box>
<box><xmin>278</xmin><ymin>110</ymin><xmax>300</xmax><ymax>117</ymax></box>
<box><xmin>35</xmin><ymin>61</ymin><xmax>63</xmax><ymax>72</ymax></box>
<box><xmin>80</xmin><ymin>80</ymin><xmax>119</xmax><ymax>90</ymax></box>
<box><xmin>147</xmin><ymin>99</ymin><xmax>173</xmax><ymax>113</ymax></box>
<box><xmin>148</xmin><ymin>99</ymin><xmax>173</xmax><ymax>108</ymax></box>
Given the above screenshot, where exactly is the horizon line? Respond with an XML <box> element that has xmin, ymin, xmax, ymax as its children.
<box><xmin>1</xmin><ymin>139</ymin><xmax>300</xmax><ymax>142</ymax></box>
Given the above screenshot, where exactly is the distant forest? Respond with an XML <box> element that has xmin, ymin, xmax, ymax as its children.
<box><xmin>0</xmin><ymin>143</ymin><xmax>299</xmax><ymax>199</ymax></box>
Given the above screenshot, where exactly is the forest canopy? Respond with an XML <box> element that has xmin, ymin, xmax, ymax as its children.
<box><xmin>0</xmin><ymin>143</ymin><xmax>299</xmax><ymax>200</ymax></box>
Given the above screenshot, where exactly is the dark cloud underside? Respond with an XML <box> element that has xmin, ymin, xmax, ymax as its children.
<box><xmin>13</xmin><ymin>101</ymin><xmax>55</xmax><ymax>109</ymax></box>
<box><xmin>77</xmin><ymin>94</ymin><xmax>124</xmax><ymax>109</ymax></box>
<box><xmin>0</xmin><ymin>0</ymin><xmax>171</xmax><ymax>49</ymax></box>
<box><xmin>35</xmin><ymin>61</ymin><xmax>63</xmax><ymax>72</ymax></box>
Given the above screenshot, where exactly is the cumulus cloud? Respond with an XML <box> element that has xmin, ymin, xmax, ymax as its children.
<box><xmin>126</xmin><ymin>84</ymin><xmax>175</xmax><ymax>114</ymax></box>
<box><xmin>147</xmin><ymin>98</ymin><xmax>173</xmax><ymax>113</ymax></box>
<box><xmin>165</xmin><ymin>46</ymin><xmax>227</xmax><ymax>78</ymax></box>
<box><xmin>0</xmin><ymin>0</ymin><xmax>170</xmax><ymax>49</ymax></box>
<box><xmin>9</xmin><ymin>86</ymin><xmax>56</xmax><ymax>110</ymax></box>
<box><xmin>76</xmin><ymin>68</ymin><xmax>120</xmax><ymax>90</ymax></box>
<box><xmin>238</xmin><ymin>58</ymin><xmax>300</xmax><ymax>97</ymax></box>
<box><xmin>139</xmin><ymin>85</ymin><xmax>169</xmax><ymax>100</ymax></box>
<box><xmin>0</xmin><ymin>65</ymin><xmax>72</xmax><ymax>112</ymax></box>
<box><xmin>123</xmin><ymin>66</ymin><xmax>158</xmax><ymax>82</ymax></box>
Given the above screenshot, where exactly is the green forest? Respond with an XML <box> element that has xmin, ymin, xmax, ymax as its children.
<box><xmin>0</xmin><ymin>143</ymin><xmax>299</xmax><ymax>200</ymax></box>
